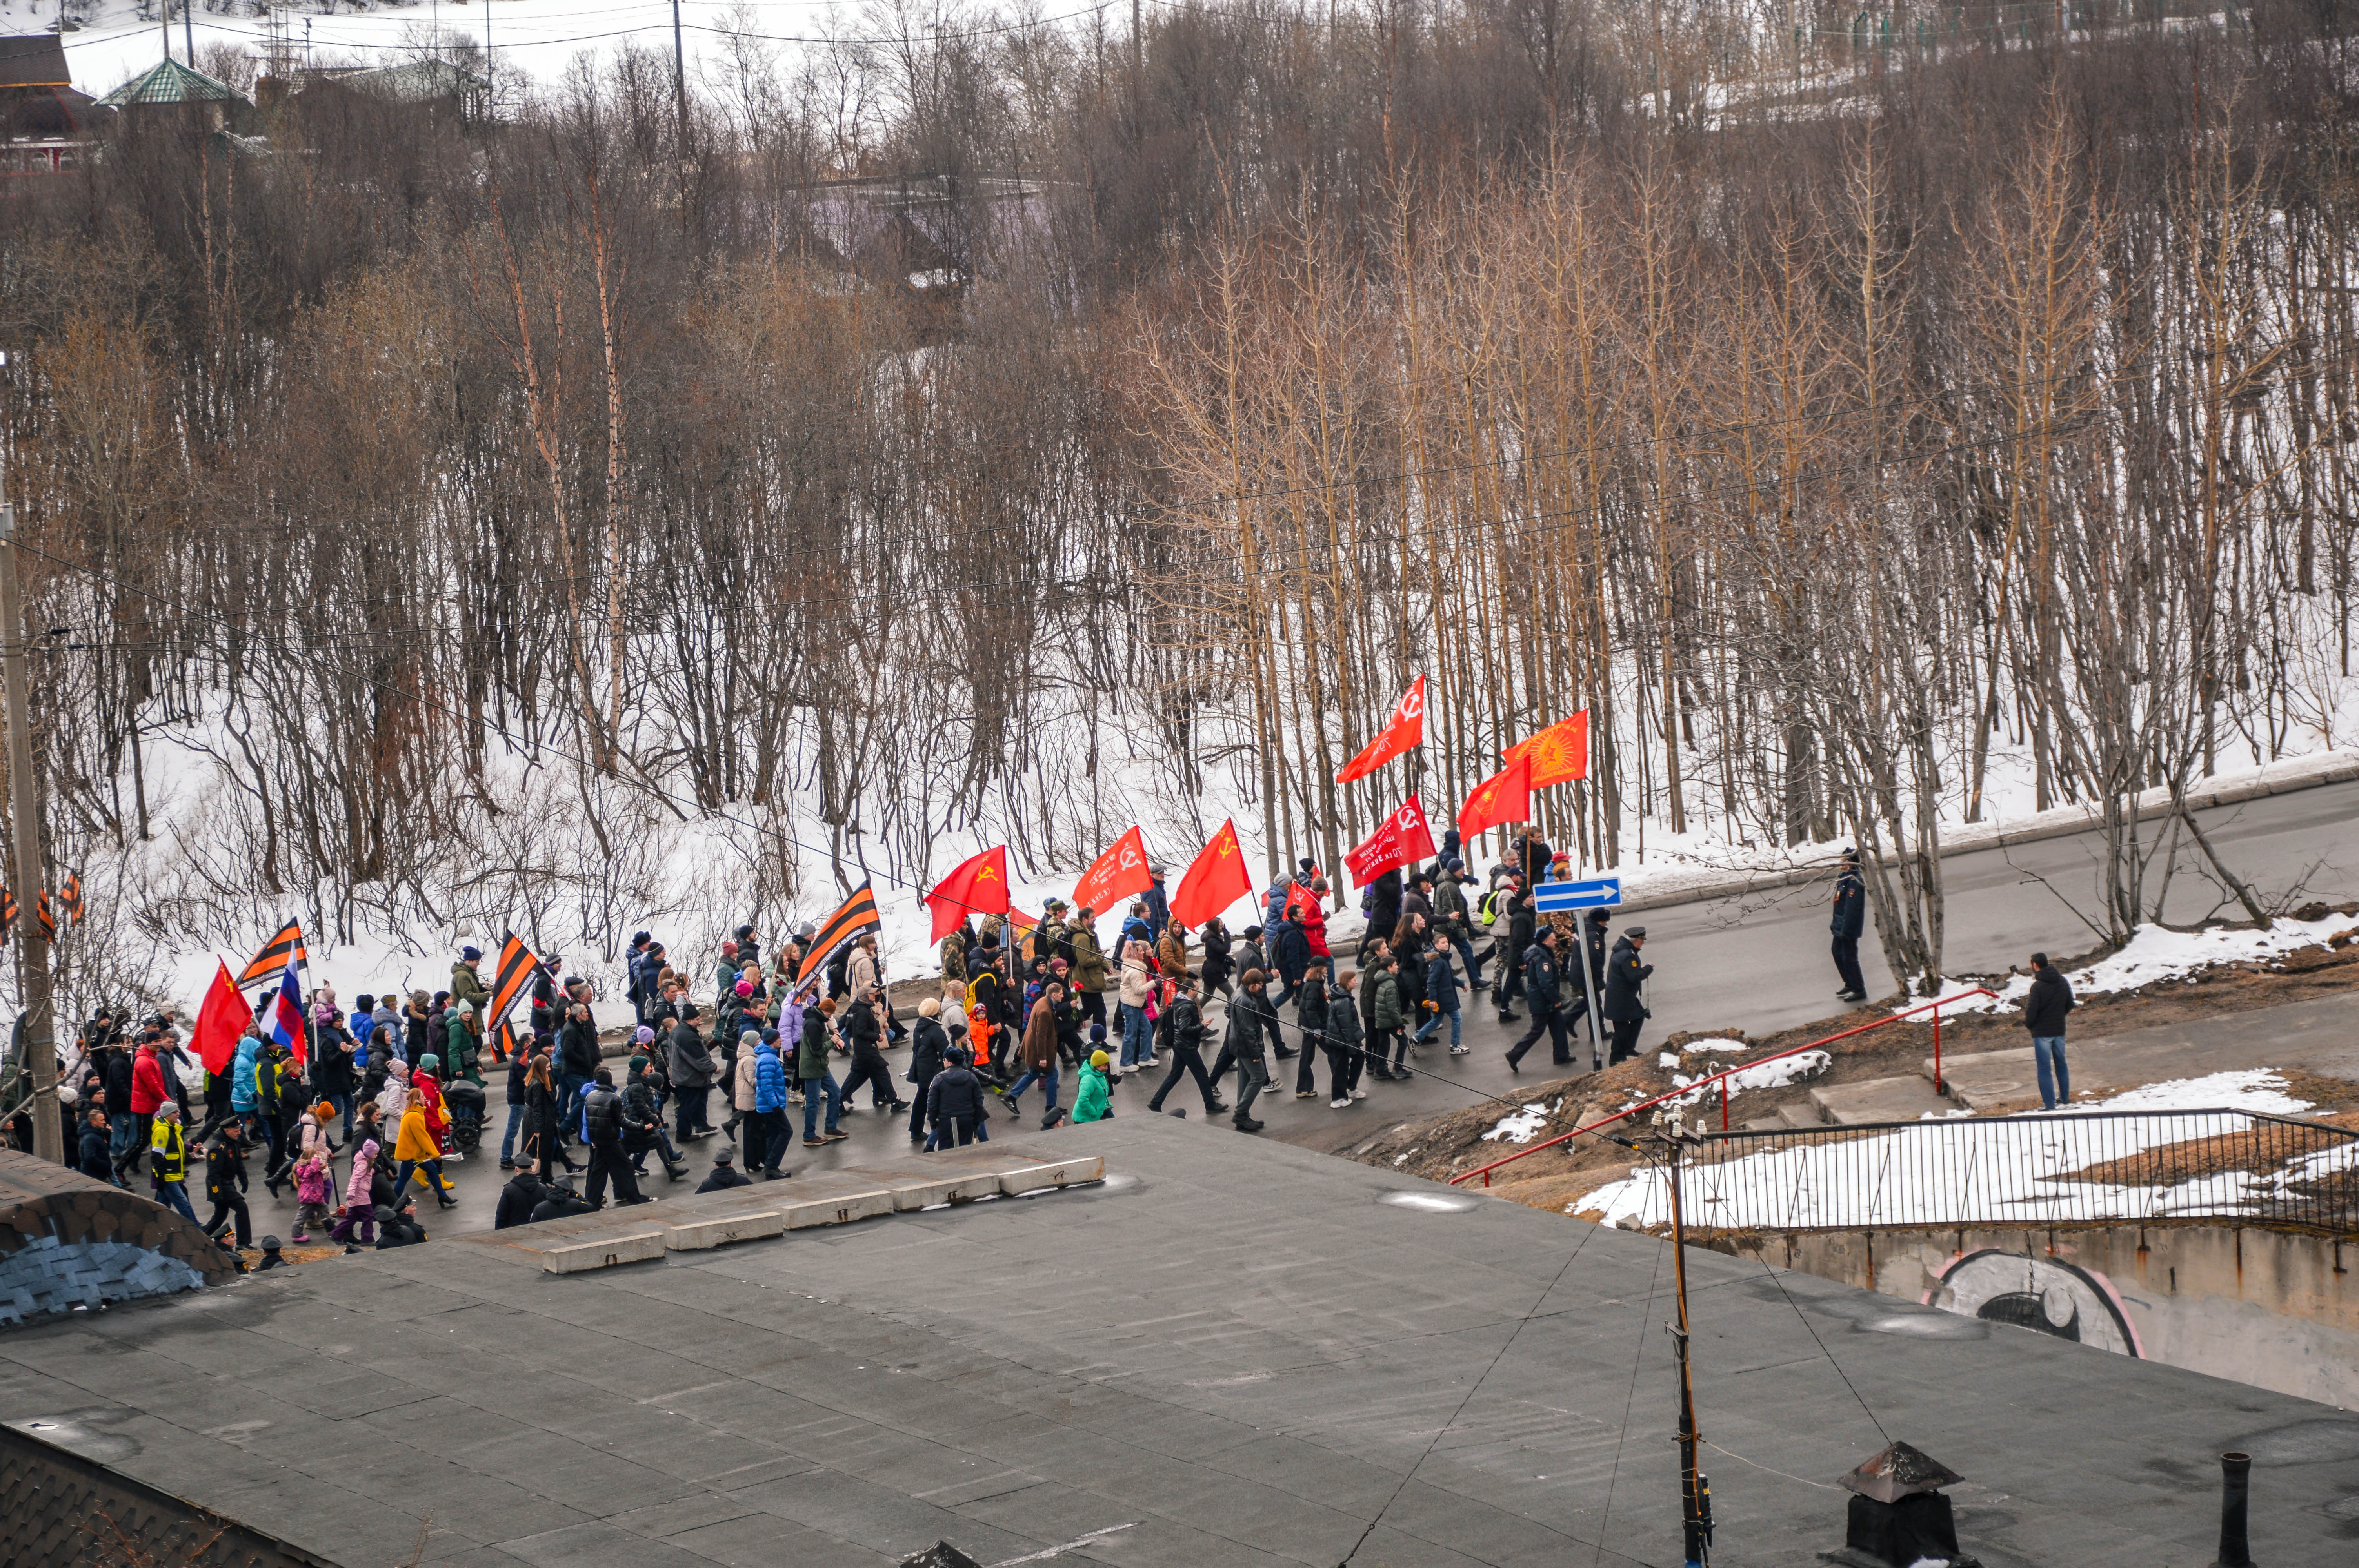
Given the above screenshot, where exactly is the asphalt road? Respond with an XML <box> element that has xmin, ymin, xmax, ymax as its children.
<box><xmin>302</xmin><ymin>777</ymin><xmax>2359</xmax><ymax>1239</ymax></box>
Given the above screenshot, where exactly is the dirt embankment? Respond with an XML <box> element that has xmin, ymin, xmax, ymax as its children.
<box><xmin>1354</xmin><ymin>905</ymin><xmax>2359</xmax><ymax>1218</ymax></box>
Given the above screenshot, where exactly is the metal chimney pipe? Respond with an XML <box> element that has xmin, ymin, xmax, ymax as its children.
<box><xmin>2215</xmin><ymin>1452</ymin><xmax>2253</xmax><ymax>1568</ymax></box>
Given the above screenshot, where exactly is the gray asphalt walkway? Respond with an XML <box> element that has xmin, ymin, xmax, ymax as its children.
<box><xmin>6</xmin><ymin>1114</ymin><xmax>2356</xmax><ymax>1568</ymax></box>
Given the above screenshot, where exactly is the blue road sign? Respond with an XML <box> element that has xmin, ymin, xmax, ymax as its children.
<box><xmin>1533</xmin><ymin>877</ymin><xmax>1622</xmax><ymax>912</ymax></box>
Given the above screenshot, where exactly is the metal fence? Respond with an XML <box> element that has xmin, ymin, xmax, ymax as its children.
<box><xmin>1646</xmin><ymin>1110</ymin><xmax>2359</xmax><ymax>1236</ymax></box>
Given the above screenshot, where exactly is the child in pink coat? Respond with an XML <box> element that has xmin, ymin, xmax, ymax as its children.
<box><xmin>291</xmin><ymin>1151</ymin><xmax>333</xmax><ymax>1242</ymax></box>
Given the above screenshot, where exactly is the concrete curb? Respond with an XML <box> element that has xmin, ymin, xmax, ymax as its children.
<box><xmin>1612</xmin><ymin>752</ymin><xmax>2359</xmax><ymax>916</ymax></box>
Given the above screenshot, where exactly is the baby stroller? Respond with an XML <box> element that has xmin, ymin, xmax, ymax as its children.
<box><xmin>444</xmin><ymin>1079</ymin><xmax>487</xmax><ymax>1155</ymax></box>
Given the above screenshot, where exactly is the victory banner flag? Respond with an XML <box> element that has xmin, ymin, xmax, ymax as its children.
<box><xmin>237</xmin><ymin>921</ymin><xmax>308</xmax><ymax>989</ymax></box>
<box><xmin>1503</xmin><ymin>710</ymin><xmax>1590</xmax><ymax>787</ymax></box>
<box><xmin>1458</xmin><ymin>753</ymin><xmax>1533</xmax><ymax>843</ymax></box>
<box><xmin>1169</xmin><ymin>819</ymin><xmax>1254</xmax><ymax>929</ymax></box>
<box><xmin>1335</xmin><ymin>675</ymin><xmax>1426</xmax><ymax>784</ymax></box>
<box><xmin>796</xmin><ymin>882</ymin><xmax>882</xmax><ymax>987</ymax></box>
<box><xmin>1343</xmin><ymin>795</ymin><xmax>1439</xmax><ymax>884</ymax></box>
<box><xmin>489</xmin><ymin>932</ymin><xmax>542</xmax><ymax>1029</ymax></box>
<box><xmin>1070</xmin><ymin>825</ymin><xmax>1153</xmax><ymax>916</ymax></box>
<box><xmin>926</xmin><ymin>846</ymin><xmax>1011</xmax><ymax>941</ymax></box>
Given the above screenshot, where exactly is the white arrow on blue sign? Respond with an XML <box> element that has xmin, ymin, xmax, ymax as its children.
<box><xmin>1533</xmin><ymin>877</ymin><xmax>1622</xmax><ymax>911</ymax></box>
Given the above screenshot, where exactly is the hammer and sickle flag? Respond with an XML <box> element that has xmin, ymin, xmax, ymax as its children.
<box><xmin>926</xmin><ymin>846</ymin><xmax>1011</xmax><ymax>942</ymax></box>
<box><xmin>1335</xmin><ymin>675</ymin><xmax>1426</xmax><ymax>784</ymax></box>
<box><xmin>1169</xmin><ymin>819</ymin><xmax>1254</xmax><ymax>929</ymax></box>
<box><xmin>1070</xmin><ymin>825</ymin><xmax>1153</xmax><ymax>917</ymax></box>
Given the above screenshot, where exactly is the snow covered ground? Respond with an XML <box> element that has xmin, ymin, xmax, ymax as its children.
<box><xmin>1915</xmin><ymin>911</ymin><xmax>2359</xmax><ymax>1016</ymax></box>
<box><xmin>1573</xmin><ymin>1067</ymin><xmax>2346</xmax><ymax>1231</ymax></box>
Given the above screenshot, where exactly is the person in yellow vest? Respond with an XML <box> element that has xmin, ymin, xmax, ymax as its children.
<box><xmin>149</xmin><ymin>1104</ymin><xmax>199</xmax><ymax>1224</ymax></box>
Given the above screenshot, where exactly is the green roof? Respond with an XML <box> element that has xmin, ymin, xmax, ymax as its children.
<box><xmin>96</xmin><ymin>57</ymin><xmax>247</xmax><ymax>108</ymax></box>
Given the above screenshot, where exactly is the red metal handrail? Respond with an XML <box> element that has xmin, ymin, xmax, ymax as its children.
<box><xmin>1448</xmin><ymin>988</ymin><xmax>1999</xmax><ymax>1187</ymax></box>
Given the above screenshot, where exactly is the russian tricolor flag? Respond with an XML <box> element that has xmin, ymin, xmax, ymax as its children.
<box><xmin>269</xmin><ymin>960</ymin><xmax>309</xmax><ymax>1067</ymax></box>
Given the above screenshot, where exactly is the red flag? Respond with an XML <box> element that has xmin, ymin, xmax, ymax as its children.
<box><xmin>1335</xmin><ymin>675</ymin><xmax>1426</xmax><ymax>784</ymax></box>
<box><xmin>1502</xmin><ymin>710</ymin><xmax>1590</xmax><ymax>787</ymax></box>
<box><xmin>926</xmin><ymin>846</ymin><xmax>1011</xmax><ymax>941</ymax></box>
<box><xmin>1344</xmin><ymin>795</ymin><xmax>1440</xmax><ymax>884</ymax></box>
<box><xmin>1070</xmin><ymin>825</ymin><xmax>1153</xmax><ymax>916</ymax></box>
<box><xmin>1170</xmin><ymin>819</ymin><xmax>1254</xmax><ymax>929</ymax></box>
<box><xmin>191</xmin><ymin>960</ymin><xmax>248</xmax><ymax>1075</ymax></box>
<box><xmin>1458</xmin><ymin>753</ymin><xmax>1533</xmax><ymax>843</ymax></box>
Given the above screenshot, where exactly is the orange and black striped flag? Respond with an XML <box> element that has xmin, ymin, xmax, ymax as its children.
<box><xmin>0</xmin><ymin>886</ymin><xmax>15</xmax><ymax>938</ymax></box>
<box><xmin>795</xmin><ymin>882</ymin><xmax>881</xmax><ymax>987</ymax></box>
<box><xmin>36</xmin><ymin>889</ymin><xmax>54</xmax><ymax>939</ymax></box>
<box><xmin>58</xmin><ymin>871</ymin><xmax>82</xmax><ymax>926</ymax></box>
<box><xmin>489</xmin><ymin>931</ymin><xmax>541</xmax><ymax>1027</ymax></box>
<box><xmin>235</xmin><ymin>921</ymin><xmax>307</xmax><ymax>989</ymax></box>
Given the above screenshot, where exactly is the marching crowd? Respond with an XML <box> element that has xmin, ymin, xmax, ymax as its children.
<box><xmin>21</xmin><ymin>827</ymin><xmax>1666</xmax><ymax>1256</ymax></box>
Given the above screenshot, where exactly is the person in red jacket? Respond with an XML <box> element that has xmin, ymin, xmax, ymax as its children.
<box><xmin>1287</xmin><ymin>877</ymin><xmax>1332</xmax><ymax>961</ymax></box>
<box><xmin>126</xmin><ymin>1042</ymin><xmax>168</xmax><ymax>1178</ymax></box>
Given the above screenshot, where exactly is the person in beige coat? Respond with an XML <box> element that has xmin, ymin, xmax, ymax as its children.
<box><xmin>1117</xmin><ymin>940</ymin><xmax>1157</xmax><ymax>1071</ymax></box>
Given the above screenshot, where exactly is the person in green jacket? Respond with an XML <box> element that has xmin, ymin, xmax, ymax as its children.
<box><xmin>1072</xmin><ymin>1049</ymin><xmax>1114</xmax><ymax>1123</ymax></box>
<box><xmin>1068</xmin><ymin>909</ymin><xmax>1110</xmax><ymax>1035</ymax></box>
<box><xmin>451</xmin><ymin>946</ymin><xmax>491</xmax><ymax>1013</ymax></box>
<box><xmin>445</xmin><ymin>1002</ymin><xmax>484</xmax><ymax>1085</ymax></box>
<box><xmin>1369</xmin><ymin>957</ymin><xmax>1406</xmax><ymax>1081</ymax></box>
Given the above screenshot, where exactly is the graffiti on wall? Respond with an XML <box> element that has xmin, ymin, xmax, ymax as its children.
<box><xmin>1925</xmin><ymin>1248</ymin><xmax>2146</xmax><ymax>1358</ymax></box>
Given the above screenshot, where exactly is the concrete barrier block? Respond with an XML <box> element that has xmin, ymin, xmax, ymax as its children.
<box><xmin>663</xmin><ymin>1211</ymin><xmax>785</xmax><ymax>1252</ymax></box>
<box><xmin>779</xmin><ymin>1188</ymin><xmax>898</xmax><ymax>1230</ymax></box>
<box><xmin>994</xmin><ymin>1154</ymin><xmax>1104</xmax><ymax>1194</ymax></box>
<box><xmin>538</xmin><ymin>1230</ymin><xmax>667</xmax><ymax>1274</ymax></box>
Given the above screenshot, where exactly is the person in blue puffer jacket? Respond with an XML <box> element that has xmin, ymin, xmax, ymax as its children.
<box><xmin>229</xmin><ymin>1029</ymin><xmax>262</xmax><ymax>1117</ymax></box>
<box><xmin>751</xmin><ymin>1036</ymin><xmax>791</xmax><ymax>1179</ymax></box>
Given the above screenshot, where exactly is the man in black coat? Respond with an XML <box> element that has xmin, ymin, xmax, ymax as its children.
<box><xmin>376</xmin><ymin>1200</ymin><xmax>429</xmax><ymax>1249</ymax></box>
<box><xmin>2023</xmin><ymin>953</ymin><xmax>2075</xmax><ymax>1109</ymax></box>
<box><xmin>529</xmin><ymin>1178</ymin><xmax>597</xmax><ymax>1223</ymax></box>
<box><xmin>1601</xmin><ymin>928</ymin><xmax>1654</xmax><ymax>1065</ymax></box>
<box><xmin>1367</xmin><ymin>869</ymin><xmax>1403</xmax><ymax>947</ymax></box>
<box><xmin>581</xmin><ymin>1068</ymin><xmax>647</xmax><ymax>1208</ymax></box>
<box><xmin>1831</xmin><ymin>849</ymin><xmax>1869</xmax><ymax>1004</ymax></box>
<box><xmin>667</xmin><ymin>1009</ymin><xmax>716</xmax><ymax>1141</ymax></box>
<box><xmin>1505</xmin><ymin>927</ymin><xmax>1570</xmax><ymax>1073</ymax></box>
<box><xmin>696</xmin><ymin>1146</ymin><xmax>754</xmax><ymax>1193</ymax></box>
<box><xmin>1497</xmin><ymin>895</ymin><xmax>1538</xmax><ymax>1024</ymax></box>
<box><xmin>494</xmin><ymin>1167</ymin><xmax>549</xmax><ymax>1230</ymax></box>
<box><xmin>556</xmin><ymin>1003</ymin><xmax>601</xmax><ymax>1141</ymax></box>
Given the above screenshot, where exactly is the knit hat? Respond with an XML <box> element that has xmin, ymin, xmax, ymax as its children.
<box><xmin>634</xmin><ymin>1025</ymin><xmax>655</xmax><ymax>1044</ymax></box>
<box><xmin>735</xmin><ymin>980</ymin><xmax>754</xmax><ymax>998</ymax></box>
<box><xmin>1089</xmin><ymin>1022</ymin><xmax>1107</xmax><ymax>1044</ymax></box>
<box><xmin>918</xmin><ymin>997</ymin><xmax>941</xmax><ymax>1018</ymax></box>
<box><xmin>417</xmin><ymin>1054</ymin><xmax>439</xmax><ymax>1074</ymax></box>
<box><xmin>461</xmin><ymin>945</ymin><xmax>483</xmax><ymax>961</ymax></box>
<box><xmin>740</xmin><ymin>1029</ymin><xmax>760</xmax><ymax>1047</ymax></box>
<box><xmin>1089</xmin><ymin>1049</ymin><xmax>1110</xmax><ymax>1069</ymax></box>
<box><xmin>629</xmin><ymin>1055</ymin><xmax>648</xmax><ymax>1074</ymax></box>
<box><xmin>712</xmin><ymin>1146</ymin><xmax>735</xmax><ymax>1165</ymax></box>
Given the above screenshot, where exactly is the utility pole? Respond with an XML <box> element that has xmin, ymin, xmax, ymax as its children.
<box><xmin>0</xmin><ymin>490</ymin><xmax>61</xmax><ymax>1166</ymax></box>
<box><xmin>184</xmin><ymin>0</ymin><xmax>195</xmax><ymax>75</ymax></box>
<box><xmin>671</xmin><ymin>0</ymin><xmax>688</xmax><ymax>149</ymax></box>
<box><xmin>1661</xmin><ymin>1129</ymin><xmax>1714</xmax><ymax>1568</ymax></box>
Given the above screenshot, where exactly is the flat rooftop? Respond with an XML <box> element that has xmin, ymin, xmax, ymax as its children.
<box><xmin>4</xmin><ymin>1116</ymin><xmax>2357</xmax><ymax>1567</ymax></box>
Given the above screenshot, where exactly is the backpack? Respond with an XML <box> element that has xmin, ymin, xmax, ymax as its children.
<box><xmin>1478</xmin><ymin>889</ymin><xmax>1504</xmax><ymax>928</ymax></box>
